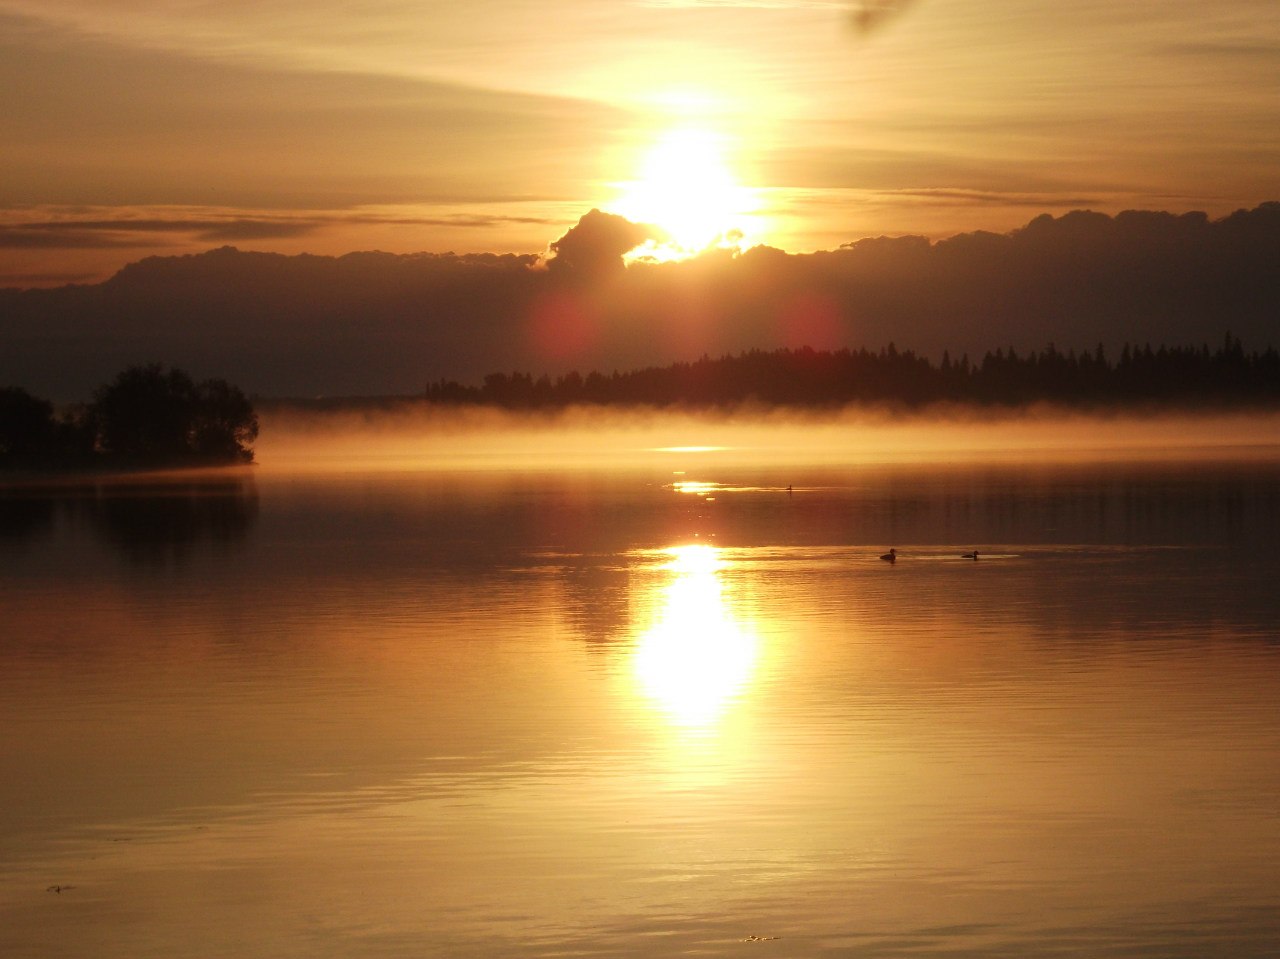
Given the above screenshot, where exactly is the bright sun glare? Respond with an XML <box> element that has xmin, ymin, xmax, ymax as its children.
<box><xmin>632</xmin><ymin>545</ymin><xmax>759</xmax><ymax>728</ymax></box>
<box><xmin>611</xmin><ymin>127</ymin><xmax>759</xmax><ymax>260</ymax></box>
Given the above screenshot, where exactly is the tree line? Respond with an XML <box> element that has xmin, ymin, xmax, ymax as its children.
<box><xmin>1</xmin><ymin>365</ymin><xmax>258</xmax><ymax>470</ymax></box>
<box><xmin>425</xmin><ymin>335</ymin><xmax>1280</xmax><ymax>409</ymax></box>
<box><xmin>9</xmin><ymin>338</ymin><xmax>1274</xmax><ymax>470</ymax></box>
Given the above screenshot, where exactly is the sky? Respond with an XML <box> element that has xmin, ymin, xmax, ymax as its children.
<box><xmin>2</xmin><ymin>0</ymin><xmax>1278</xmax><ymax>287</ymax></box>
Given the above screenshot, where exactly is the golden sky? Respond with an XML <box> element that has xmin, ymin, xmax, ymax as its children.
<box><xmin>2</xmin><ymin>0</ymin><xmax>1278</xmax><ymax>285</ymax></box>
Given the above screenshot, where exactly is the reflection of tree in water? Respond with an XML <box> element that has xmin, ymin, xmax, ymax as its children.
<box><xmin>4</xmin><ymin>477</ymin><xmax>258</xmax><ymax>563</ymax></box>
<box><xmin>560</xmin><ymin>560</ymin><xmax>632</xmax><ymax>645</ymax></box>
<box><xmin>0</xmin><ymin>493</ymin><xmax>56</xmax><ymax>542</ymax></box>
<box><xmin>86</xmin><ymin>478</ymin><xmax>259</xmax><ymax>565</ymax></box>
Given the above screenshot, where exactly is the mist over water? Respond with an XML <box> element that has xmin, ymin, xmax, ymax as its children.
<box><xmin>256</xmin><ymin>404</ymin><xmax>1280</xmax><ymax>472</ymax></box>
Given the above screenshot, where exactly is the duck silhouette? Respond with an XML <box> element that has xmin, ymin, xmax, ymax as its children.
<box><xmin>962</xmin><ymin>550</ymin><xmax>979</xmax><ymax>560</ymax></box>
<box><xmin>880</xmin><ymin>548</ymin><xmax>897</xmax><ymax>563</ymax></box>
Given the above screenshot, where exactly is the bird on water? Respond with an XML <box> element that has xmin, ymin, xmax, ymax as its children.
<box><xmin>880</xmin><ymin>548</ymin><xmax>897</xmax><ymax>563</ymax></box>
<box><xmin>962</xmin><ymin>550</ymin><xmax>980</xmax><ymax>560</ymax></box>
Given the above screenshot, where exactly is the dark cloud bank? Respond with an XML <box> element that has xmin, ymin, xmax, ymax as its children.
<box><xmin>2</xmin><ymin>203</ymin><xmax>1278</xmax><ymax>401</ymax></box>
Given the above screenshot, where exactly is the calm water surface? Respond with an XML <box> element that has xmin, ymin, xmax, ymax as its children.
<box><xmin>2</xmin><ymin>457</ymin><xmax>1279</xmax><ymax>958</ymax></box>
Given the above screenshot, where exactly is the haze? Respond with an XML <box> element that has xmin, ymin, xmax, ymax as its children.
<box><xmin>256</xmin><ymin>405</ymin><xmax>1280</xmax><ymax>473</ymax></box>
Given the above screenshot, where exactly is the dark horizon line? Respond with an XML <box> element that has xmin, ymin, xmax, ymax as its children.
<box><xmin>250</xmin><ymin>336</ymin><xmax>1280</xmax><ymax>411</ymax></box>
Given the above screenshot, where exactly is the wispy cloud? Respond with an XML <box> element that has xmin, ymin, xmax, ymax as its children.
<box><xmin>0</xmin><ymin>208</ymin><xmax>569</xmax><ymax>252</ymax></box>
<box><xmin>883</xmin><ymin>189</ymin><xmax>1102</xmax><ymax>208</ymax></box>
<box><xmin>194</xmin><ymin>221</ymin><xmax>324</xmax><ymax>242</ymax></box>
<box><xmin>0</xmin><ymin>228</ymin><xmax>157</xmax><ymax>249</ymax></box>
<box><xmin>0</xmin><ymin>217</ymin><xmax>323</xmax><ymax>248</ymax></box>
<box><xmin>334</xmin><ymin>213</ymin><xmax>561</xmax><ymax>229</ymax></box>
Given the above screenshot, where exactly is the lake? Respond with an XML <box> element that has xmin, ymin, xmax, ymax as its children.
<box><xmin>2</xmin><ymin>428</ymin><xmax>1279</xmax><ymax>958</ymax></box>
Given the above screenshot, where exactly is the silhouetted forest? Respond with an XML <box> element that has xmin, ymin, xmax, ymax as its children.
<box><xmin>421</xmin><ymin>335</ymin><xmax>1279</xmax><ymax>409</ymax></box>
<box><xmin>0</xmin><ymin>364</ymin><xmax>258</xmax><ymax>470</ymax></box>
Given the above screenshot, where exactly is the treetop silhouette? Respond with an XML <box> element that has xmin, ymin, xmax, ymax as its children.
<box><xmin>1</xmin><ymin>364</ymin><xmax>257</xmax><ymax>470</ymax></box>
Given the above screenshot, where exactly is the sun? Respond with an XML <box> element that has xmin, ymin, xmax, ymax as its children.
<box><xmin>610</xmin><ymin>126</ymin><xmax>760</xmax><ymax>259</ymax></box>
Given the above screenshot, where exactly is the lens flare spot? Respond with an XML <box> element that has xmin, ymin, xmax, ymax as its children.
<box><xmin>528</xmin><ymin>290</ymin><xmax>598</xmax><ymax>362</ymax></box>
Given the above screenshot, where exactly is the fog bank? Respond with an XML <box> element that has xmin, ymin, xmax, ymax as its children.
<box><xmin>255</xmin><ymin>405</ymin><xmax>1280</xmax><ymax>473</ymax></box>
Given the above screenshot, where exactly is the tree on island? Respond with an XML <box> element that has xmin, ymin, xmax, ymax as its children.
<box><xmin>0</xmin><ymin>386</ymin><xmax>94</xmax><ymax>466</ymax></box>
<box><xmin>91</xmin><ymin>365</ymin><xmax>258</xmax><ymax>464</ymax></box>
<box><xmin>0</xmin><ymin>387</ymin><xmax>57</xmax><ymax>459</ymax></box>
<box><xmin>1</xmin><ymin>365</ymin><xmax>257</xmax><ymax>469</ymax></box>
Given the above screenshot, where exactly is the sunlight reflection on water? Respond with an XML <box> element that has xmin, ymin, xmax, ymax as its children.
<box><xmin>2</xmin><ymin>459</ymin><xmax>1279</xmax><ymax>958</ymax></box>
<box><xmin>631</xmin><ymin>545</ymin><xmax>760</xmax><ymax>729</ymax></box>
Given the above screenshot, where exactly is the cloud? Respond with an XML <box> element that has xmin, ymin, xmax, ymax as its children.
<box><xmin>0</xmin><ymin>206</ymin><xmax>575</xmax><ymax>267</ymax></box>
<box><xmin>544</xmin><ymin>209</ymin><xmax>663</xmax><ymax>275</ymax></box>
<box><xmin>195</xmin><ymin>221</ymin><xmax>322</xmax><ymax>242</ymax></box>
<box><xmin>334</xmin><ymin>213</ymin><xmax>561</xmax><ymax>230</ymax></box>
<box><xmin>0</xmin><ymin>217</ymin><xmax>323</xmax><ymax>248</ymax></box>
<box><xmin>884</xmin><ymin>189</ymin><xmax>1102</xmax><ymax>208</ymax></box>
<box><xmin>19</xmin><ymin>219</ymin><xmax>224</xmax><ymax>234</ymax></box>
<box><xmin>0</xmin><ymin>228</ymin><xmax>157</xmax><ymax>249</ymax></box>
